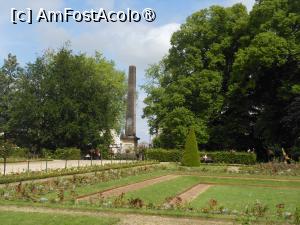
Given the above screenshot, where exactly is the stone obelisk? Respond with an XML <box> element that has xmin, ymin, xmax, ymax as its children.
<box><xmin>125</xmin><ymin>65</ymin><xmax>136</xmax><ymax>137</ymax></box>
<box><xmin>121</xmin><ymin>65</ymin><xmax>139</xmax><ymax>152</ymax></box>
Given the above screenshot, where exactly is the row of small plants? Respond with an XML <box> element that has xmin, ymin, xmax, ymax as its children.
<box><xmin>174</xmin><ymin>162</ymin><xmax>300</xmax><ymax>176</ymax></box>
<box><xmin>81</xmin><ymin>194</ymin><xmax>300</xmax><ymax>224</ymax></box>
<box><xmin>0</xmin><ymin>161</ymin><xmax>158</xmax><ymax>184</ymax></box>
<box><xmin>239</xmin><ymin>163</ymin><xmax>300</xmax><ymax>176</ymax></box>
<box><xmin>0</xmin><ymin>163</ymin><xmax>166</xmax><ymax>203</ymax></box>
<box><xmin>146</xmin><ymin>149</ymin><xmax>256</xmax><ymax>165</ymax></box>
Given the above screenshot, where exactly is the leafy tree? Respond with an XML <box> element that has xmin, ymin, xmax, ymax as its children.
<box><xmin>143</xmin><ymin>0</ymin><xmax>300</xmax><ymax>160</ymax></box>
<box><xmin>6</xmin><ymin>47</ymin><xmax>126</xmax><ymax>153</ymax></box>
<box><xmin>0</xmin><ymin>139</ymin><xmax>14</xmax><ymax>175</ymax></box>
<box><xmin>143</xmin><ymin>4</ymin><xmax>248</xmax><ymax>148</ymax></box>
<box><xmin>0</xmin><ymin>54</ymin><xmax>23</xmax><ymax>135</ymax></box>
<box><xmin>181</xmin><ymin>127</ymin><xmax>200</xmax><ymax>167</ymax></box>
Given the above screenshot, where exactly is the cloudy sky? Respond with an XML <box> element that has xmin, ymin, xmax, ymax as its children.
<box><xmin>0</xmin><ymin>0</ymin><xmax>255</xmax><ymax>142</ymax></box>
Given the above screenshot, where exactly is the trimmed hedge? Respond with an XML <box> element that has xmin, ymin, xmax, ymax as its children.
<box><xmin>145</xmin><ymin>148</ymin><xmax>181</xmax><ymax>162</ymax></box>
<box><xmin>199</xmin><ymin>152</ymin><xmax>256</xmax><ymax>165</ymax></box>
<box><xmin>54</xmin><ymin>147</ymin><xmax>81</xmax><ymax>160</ymax></box>
<box><xmin>146</xmin><ymin>149</ymin><xmax>256</xmax><ymax>165</ymax></box>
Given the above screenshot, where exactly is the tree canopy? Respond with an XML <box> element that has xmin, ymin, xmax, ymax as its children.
<box><xmin>0</xmin><ymin>47</ymin><xmax>126</xmax><ymax>152</ymax></box>
<box><xmin>143</xmin><ymin>0</ymin><xmax>300</xmax><ymax>160</ymax></box>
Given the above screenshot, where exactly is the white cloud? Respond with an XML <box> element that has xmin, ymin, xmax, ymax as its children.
<box><xmin>136</xmin><ymin>92</ymin><xmax>150</xmax><ymax>142</ymax></box>
<box><xmin>36</xmin><ymin>23</ymin><xmax>71</xmax><ymax>48</ymax></box>
<box><xmin>36</xmin><ymin>22</ymin><xmax>179</xmax><ymax>69</ymax></box>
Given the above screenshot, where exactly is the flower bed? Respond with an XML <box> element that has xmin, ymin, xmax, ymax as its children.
<box><xmin>0</xmin><ymin>163</ymin><xmax>166</xmax><ymax>203</ymax></box>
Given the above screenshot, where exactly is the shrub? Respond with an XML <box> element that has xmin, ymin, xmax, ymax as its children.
<box><xmin>146</xmin><ymin>149</ymin><xmax>256</xmax><ymax>165</ymax></box>
<box><xmin>200</xmin><ymin>151</ymin><xmax>256</xmax><ymax>165</ymax></box>
<box><xmin>181</xmin><ymin>127</ymin><xmax>200</xmax><ymax>167</ymax></box>
<box><xmin>40</xmin><ymin>148</ymin><xmax>54</xmax><ymax>159</ymax></box>
<box><xmin>115</xmin><ymin>153</ymin><xmax>137</xmax><ymax>160</ymax></box>
<box><xmin>10</xmin><ymin>147</ymin><xmax>29</xmax><ymax>158</ymax></box>
<box><xmin>291</xmin><ymin>146</ymin><xmax>300</xmax><ymax>162</ymax></box>
<box><xmin>54</xmin><ymin>147</ymin><xmax>81</xmax><ymax>160</ymax></box>
<box><xmin>295</xmin><ymin>206</ymin><xmax>300</xmax><ymax>225</ymax></box>
<box><xmin>145</xmin><ymin>149</ymin><xmax>181</xmax><ymax>162</ymax></box>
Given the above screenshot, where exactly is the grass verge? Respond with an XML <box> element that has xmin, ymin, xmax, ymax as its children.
<box><xmin>0</xmin><ymin>210</ymin><xmax>119</xmax><ymax>225</ymax></box>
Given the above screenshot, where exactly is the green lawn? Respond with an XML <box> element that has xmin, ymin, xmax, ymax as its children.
<box><xmin>124</xmin><ymin>176</ymin><xmax>201</xmax><ymax>204</ymax></box>
<box><xmin>190</xmin><ymin>185</ymin><xmax>300</xmax><ymax>213</ymax></box>
<box><xmin>0</xmin><ymin>211</ymin><xmax>118</xmax><ymax>225</ymax></box>
<box><xmin>1</xmin><ymin>164</ymin><xmax>300</xmax><ymax>222</ymax></box>
<box><xmin>45</xmin><ymin>170</ymin><xmax>170</xmax><ymax>199</ymax></box>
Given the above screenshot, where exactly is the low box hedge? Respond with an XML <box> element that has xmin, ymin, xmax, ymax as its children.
<box><xmin>145</xmin><ymin>148</ymin><xmax>182</xmax><ymax>162</ymax></box>
<box><xmin>199</xmin><ymin>151</ymin><xmax>256</xmax><ymax>165</ymax></box>
<box><xmin>54</xmin><ymin>147</ymin><xmax>81</xmax><ymax>160</ymax></box>
<box><xmin>146</xmin><ymin>148</ymin><xmax>256</xmax><ymax>165</ymax></box>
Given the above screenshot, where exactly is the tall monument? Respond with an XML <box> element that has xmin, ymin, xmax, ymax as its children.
<box><xmin>120</xmin><ymin>65</ymin><xmax>139</xmax><ymax>151</ymax></box>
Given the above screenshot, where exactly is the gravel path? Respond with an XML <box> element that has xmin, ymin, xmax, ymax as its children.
<box><xmin>0</xmin><ymin>160</ymin><xmax>132</xmax><ymax>174</ymax></box>
<box><xmin>77</xmin><ymin>174</ymin><xmax>179</xmax><ymax>202</ymax></box>
<box><xmin>0</xmin><ymin>205</ymin><xmax>233</xmax><ymax>225</ymax></box>
<box><xmin>169</xmin><ymin>184</ymin><xmax>212</xmax><ymax>205</ymax></box>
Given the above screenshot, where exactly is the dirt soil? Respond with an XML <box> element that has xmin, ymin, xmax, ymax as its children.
<box><xmin>77</xmin><ymin>174</ymin><xmax>180</xmax><ymax>202</ymax></box>
<box><xmin>169</xmin><ymin>184</ymin><xmax>212</xmax><ymax>205</ymax></box>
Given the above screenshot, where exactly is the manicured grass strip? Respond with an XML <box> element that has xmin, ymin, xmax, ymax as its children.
<box><xmin>169</xmin><ymin>184</ymin><xmax>212</xmax><ymax>204</ymax></box>
<box><xmin>0</xmin><ymin>210</ymin><xmax>118</xmax><ymax>225</ymax></box>
<box><xmin>125</xmin><ymin>176</ymin><xmax>201</xmax><ymax>204</ymax></box>
<box><xmin>176</xmin><ymin>175</ymin><xmax>300</xmax><ymax>188</ymax></box>
<box><xmin>190</xmin><ymin>185</ymin><xmax>300</xmax><ymax>213</ymax></box>
<box><xmin>78</xmin><ymin>174</ymin><xmax>179</xmax><ymax>201</ymax></box>
<box><xmin>46</xmin><ymin>170</ymin><xmax>170</xmax><ymax>199</ymax></box>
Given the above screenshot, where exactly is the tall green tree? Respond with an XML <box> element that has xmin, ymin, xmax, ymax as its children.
<box><xmin>0</xmin><ymin>54</ymin><xmax>23</xmax><ymax>136</ymax></box>
<box><xmin>6</xmin><ymin>47</ymin><xmax>126</xmax><ymax>152</ymax></box>
<box><xmin>143</xmin><ymin>0</ymin><xmax>300</xmax><ymax>160</ymax></box>
<box><xmin>143</xmin><ymin>4</ymin><xmax>248</xmax><ymax>148</ymax></box>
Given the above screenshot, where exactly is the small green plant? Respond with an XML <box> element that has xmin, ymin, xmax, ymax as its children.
<box><xmin>295</xmin><ymin>206</ymin><xmax>300</xmax><ymax>225</ymax></box>
<box><xmin>181</xmin><ymin>127</ymin><xmax>200</xmax><ymax>167</ymax></box>
<box><xmin>208</xmin><ymin>199</ymin><xmax>218</xmax><ymax>211</ymax></box>
<box><xmin>128</xmin><ymin>197</ymin><xmax>144</xmax><ymax>208</ymax></box>
<box><xmin>276</xmin><ymin>203</ymin><xmax>285</xmax><ymax>217</ymax></box>
<box><xmin>250</xmin><ymin>201</ymin><xmax>268</xmax><ymax>217</ymax></box>
<box><xmin>57</xmin><ymin>188</ymin><xmax>64</xmax><ymax>202</ymax></box>
<box><xmin>113</xmin><ymin>193</ymin><xmax>126</xmax><ymax>207</ymax></box>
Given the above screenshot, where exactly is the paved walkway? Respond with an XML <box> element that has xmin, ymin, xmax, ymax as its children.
<box><xmin>169</xmin><ymin>184</ymin><xmax>212</xmax><ymax>205</ymax></box>
<box><xmin>0</xmin><ymin>160</ymin><xmax>132</xmax><ymax>174</ymax></box>
<box><xmin>0</xmin><ymin>205</ymin><xmax>233</xmax><ymax>225</ymax></box>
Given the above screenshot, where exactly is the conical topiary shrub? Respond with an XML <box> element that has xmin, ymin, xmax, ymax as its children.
<box><xmin>181</xmin><ymin>127</ymin><xmax>200</xmax><ymax>167</ymax></box>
